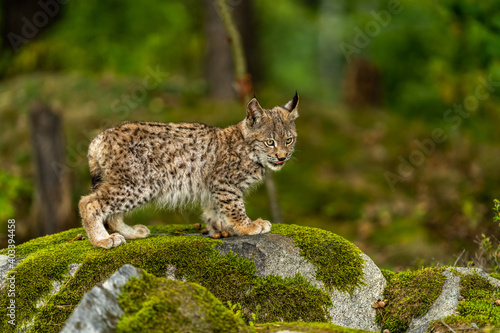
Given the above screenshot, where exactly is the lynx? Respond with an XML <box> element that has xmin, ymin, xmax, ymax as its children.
<box><xmin>79</xmin><ymin>94</ymin><xmax>299</xmax><ymax>249</ymax></box>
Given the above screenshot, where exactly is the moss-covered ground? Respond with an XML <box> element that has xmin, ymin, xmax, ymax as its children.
<box><xmin>0</xmin><ymin>223</ymin><xmax>365</xmax><ymax>332</ymax></box>
<box><xmin>375</xmin><ymin>267</ymin><xmax>447</xmax><ymax>333</ymax></box>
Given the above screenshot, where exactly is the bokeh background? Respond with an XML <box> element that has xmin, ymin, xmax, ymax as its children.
<box><xmin>1</xmin><ymin>0</ymin><xmax>500</xmax><ymax>269</ymax></box>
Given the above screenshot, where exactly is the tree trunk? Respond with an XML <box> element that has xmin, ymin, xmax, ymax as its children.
<box><xmin>342</xmin><ymin>57</ymin><xmax>383</xmax><ymax>109</ymax></box>
<box><xmin>204</xmin><ymin>0</ymin><xmax>259</xmax><ymax>98</ymax></box>
<box><xmin>1</xmin><ymin>0</ymin><xmax>63</xmax><ymax>51</ymax></box>
<box><xmin>204</xmin><ymin>0</ymin><xmax>236</xmax><ymax>99</ymax></box>
<box><xmin>29</xmin><ymin>102</ymin><xmax>74</xmax><ymax>236</ymax></box>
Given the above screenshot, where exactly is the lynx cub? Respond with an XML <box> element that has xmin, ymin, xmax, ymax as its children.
<box><xmin>79</xmin><ymin>94</ymin><xmax>299</xmax><ymax>249</ymax></box>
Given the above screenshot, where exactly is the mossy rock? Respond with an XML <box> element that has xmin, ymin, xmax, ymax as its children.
<box><xmin>376</xmin><ymin>267</ymin><xmax>448</xmax><ymax>332</ymax></box>
<box><xmin>378</xmin><ymin>267</ymin><xmax>500</xmax><ymax>333</ymax></box>
<box><xmin>429</xmin><ymin>267</ymin><xmax>500</xmax><ymax>332</ymax></box>
<box><xmin>60</xmin><ymin>264</ymin><xmax>250</xmax><ymax>333</ymax></box>
<box><xmin>0</xmin><ymin>224</ymin><xmax>385</xmax><ymax>332</ymax></box>
<box><xmin>116</xmin><ymin>270</ymin><xmax>250</xmax><ymax>333</ymax></box>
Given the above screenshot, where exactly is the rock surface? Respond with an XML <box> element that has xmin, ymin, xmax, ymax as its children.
<box><xmin>0</xmin><ymin>254</ymin><xmax>23</xmax><ymax>287</ymax></box>
<box><xmin>217</xmin><ymin>233</ymin><xmax>386</xmax><ymax>332</ymax></box>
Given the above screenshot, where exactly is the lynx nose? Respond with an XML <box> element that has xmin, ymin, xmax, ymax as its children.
<box><xmin>277</xmin><ymin>156</ymin><xmax>286</xmax><ymax>162</ymax></box>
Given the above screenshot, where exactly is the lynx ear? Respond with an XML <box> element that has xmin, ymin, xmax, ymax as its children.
<box><xmin>246</xmin><ymin>97</ymin><xmax>265</xmax><ymax>127</ymax></box>
<box><xmin>283</xmin><ymin>92</ymin><xmax>299</xmax><ymax>121</ymax></box>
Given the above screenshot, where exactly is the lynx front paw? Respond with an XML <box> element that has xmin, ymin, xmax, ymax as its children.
<box><xmin>93</xmin><ymin>233</ymin><xmax>126</xmax><ymax>249</ymax></box>
<box><xmin>254</xmin><ymin>218</ymin><xmax>272</xmax><ymax>234</ymax></box>
<box><xmin>236</xmin><ymin>218</ymin><xmax>272</xmax><ymax>236</ymax></box>
<box><xmin>130</xmin><ymin>224</ymin><xmax>150</xmax><ymax>239</ymax></box>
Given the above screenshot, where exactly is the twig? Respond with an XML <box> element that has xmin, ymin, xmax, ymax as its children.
<box><xmin>66</xmin><ymin>234</ymin><xmax>84</xmax><ymax>244</ymax></box>
<box><xmin>43</xmin><ymin>277</ymin><xmax>73</xmax><ymax>308</ymax></box>
<box><xmin>488</xmin><ymin>291</ymin><xmax>496</xmax><ymax>319</ymax></box>
<box><xmin>454</xmin><ymin>249</ymin><xmax>466</xmax><ymax>267</ymax></box>
<box><xmin>439</xmin><ymin>319</ymin><xmax>457</xmax><ymax>333</ymax></box>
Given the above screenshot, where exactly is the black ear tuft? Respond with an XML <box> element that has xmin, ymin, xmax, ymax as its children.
<box><xmin>284</xmin><ymin>92</ymin><xmax>299</xmax><ymax>120</ymax></box>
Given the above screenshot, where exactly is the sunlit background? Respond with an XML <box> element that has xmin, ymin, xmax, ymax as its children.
<box><xmin>1</xmin><ymin>0</ymin><xmax>500</xmax><ymax>269</ymax></box>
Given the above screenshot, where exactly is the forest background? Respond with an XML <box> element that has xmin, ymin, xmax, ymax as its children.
<box><xmin>1</xmin><ymin>0</ymin><xmax>500</xmax><ymax>270</ymax></box>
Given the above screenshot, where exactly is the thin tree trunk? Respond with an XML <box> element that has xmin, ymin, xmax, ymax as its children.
<box><xmin>204</xmin><ymin>0</ymin><xmax>236</xmax><ymax>99</ymax></box>
<box><xmin>29</xmin><ymin>102</ymin><xmax>74</xmax><ymax>236</ymax></box>
<box><xmin>265</xmin><ymin>173</ymin><xmax>283</xmax><ymax>224</ymax></box>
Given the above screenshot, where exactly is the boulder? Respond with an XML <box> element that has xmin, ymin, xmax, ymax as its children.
<box><xmin>61</xmin><ymin>264</ymin><xmax>250</xmax><ymax>333</ymax></box>
<box><xmin>380</xmin><ymin>266</ymin><xmax>500</xmax><ymax>333</ymax></box>
<box><xmin>4</xmin><ymin>223</ymin><xmax>498</xmax><ymax>333</ymax></box>
<box><xmin>0</xmin><ymin>224</ymin><xmax>383</xmax><ymax>332</ymax></box>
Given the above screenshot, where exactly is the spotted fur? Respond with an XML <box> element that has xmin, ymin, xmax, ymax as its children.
<box><xmin>79</xmin><ymin>94</ymin><xmax>299</xmax><ymax>249</ymax></box>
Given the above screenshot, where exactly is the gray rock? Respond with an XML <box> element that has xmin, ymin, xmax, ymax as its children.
<box><xmin>217</xmin><ymin>233</ymin><xmax>318</xmax><ymax>281</ymax></box>
<box><xmin>0</xmin><ymin>254</ymin><xmax>23</xmax><ymax>288</ymax></box>
<box><xmin>330</xmin><ymin>253</ymin><xmax>386</xmax><ymax>332</ymax></box>
<box><xmin>60</xmin><ymin>264</ymin><xmax>142</xmax><ymax>333</ymax></box>
<box><xmin>216</xmin><ymin>233</ymin><xmax>386</xmax><ymax>332</ymax></box>
<box><xmin>452</xmin><ymin>267</ymin><xmax>500</xmax><ymax>288</ymax></box>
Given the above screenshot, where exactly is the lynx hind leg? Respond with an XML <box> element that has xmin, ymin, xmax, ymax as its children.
<box><xmin>202</xmin><ymin>205</ymin><xmax>233</xmax><ymax>237</ymax></box>
<box><xmin>79</xmin><ymin>184</ymin><xmax>148</xmax><ymax>249</ymax></box>
<box><xmin>79</xmin><ymin>193</ymin><xmax>126</xmax><ymax>249</ymax></box>
<box><xmin>202</xmin><ymin>206</ymin><xmax>221</xmax><ymax>236</ymax></box>
<box><xmin>106</xmin><ymin>214</ymin><xmax>150</xmax><ymax>240</ymax></box>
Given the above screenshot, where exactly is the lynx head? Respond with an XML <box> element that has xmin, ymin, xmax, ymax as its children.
<box><xmin>242</xmin><ymin>93</ymin><xmax>299</xmax><ymax>171</ymax></box>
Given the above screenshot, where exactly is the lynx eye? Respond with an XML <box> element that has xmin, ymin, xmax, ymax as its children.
<box><xmin>265</xmin><ymin>139</ymin><xmax>275</xmax><ymax>147</ymax></box>
<box><xmin>285</xmin><ymin>137</ymin><xmax>294</xmax><ymax>145</ymax></box>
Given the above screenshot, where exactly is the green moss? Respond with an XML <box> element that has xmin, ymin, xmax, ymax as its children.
<box><xmin>116</xmin><ymin>270</ymin><xmax>250</xmax><ymax>333</ymax></box>
<box><xmin>1</xmin><ymin>224</ymin><xmax>351</xmax><ymax>332</ymax></box>
<box><xmin>380</xmin><ymin>268</ymin><xmax>396</xmax><ymax>282</ymax></box>
<box><xmin>271</xmin><ymin>224</ymin><xmax>365</xmax><ymax>294</ymax></box>
<box><xmin>0</xmin><ymin>227</ymin><xmax>89</xmax><ymax>257</ymax></box>
<box><xmin>376</xmin><ymin>267</ymin><xmax>446</xmax><ymax>333</ymax></box>
<box><xmin>245</xmin><ymin>274</ymin><xmax>332</xmax><ymax>323</ymax></box>
<box><xmin>0</xmin><ymin>233</ymin><xmax>92</xmax><ymax>332</ymax></box>
<box><xmin>258</xmin><ymin>321</ymin><xmax>370</xmax><ymax>332</ymax></box>
<box><xmin>490</xmin><ymin>272</ymin><xmax>500</xmax><ymax>281</ymax></box>
<box><xmin>434</xmin><ymin>272</ymin><xmax>500</xmax><ymax>330</ymax></box>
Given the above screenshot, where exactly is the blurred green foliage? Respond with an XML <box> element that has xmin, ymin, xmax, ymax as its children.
<box><xmin>0</xmin><ymin>170</ymin><xmax>31</xmax><ymax>222</ymax></box>
<box><xmin>1</xmin><ymin>0</ymin><xmax>500</xmax><ymax>268</ymax></box>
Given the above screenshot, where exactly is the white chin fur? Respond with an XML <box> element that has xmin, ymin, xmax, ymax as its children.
<box><xmin>267</xmin><ymin>162</ymin><xmax>284</xmax><ymax>171</ymax></box>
